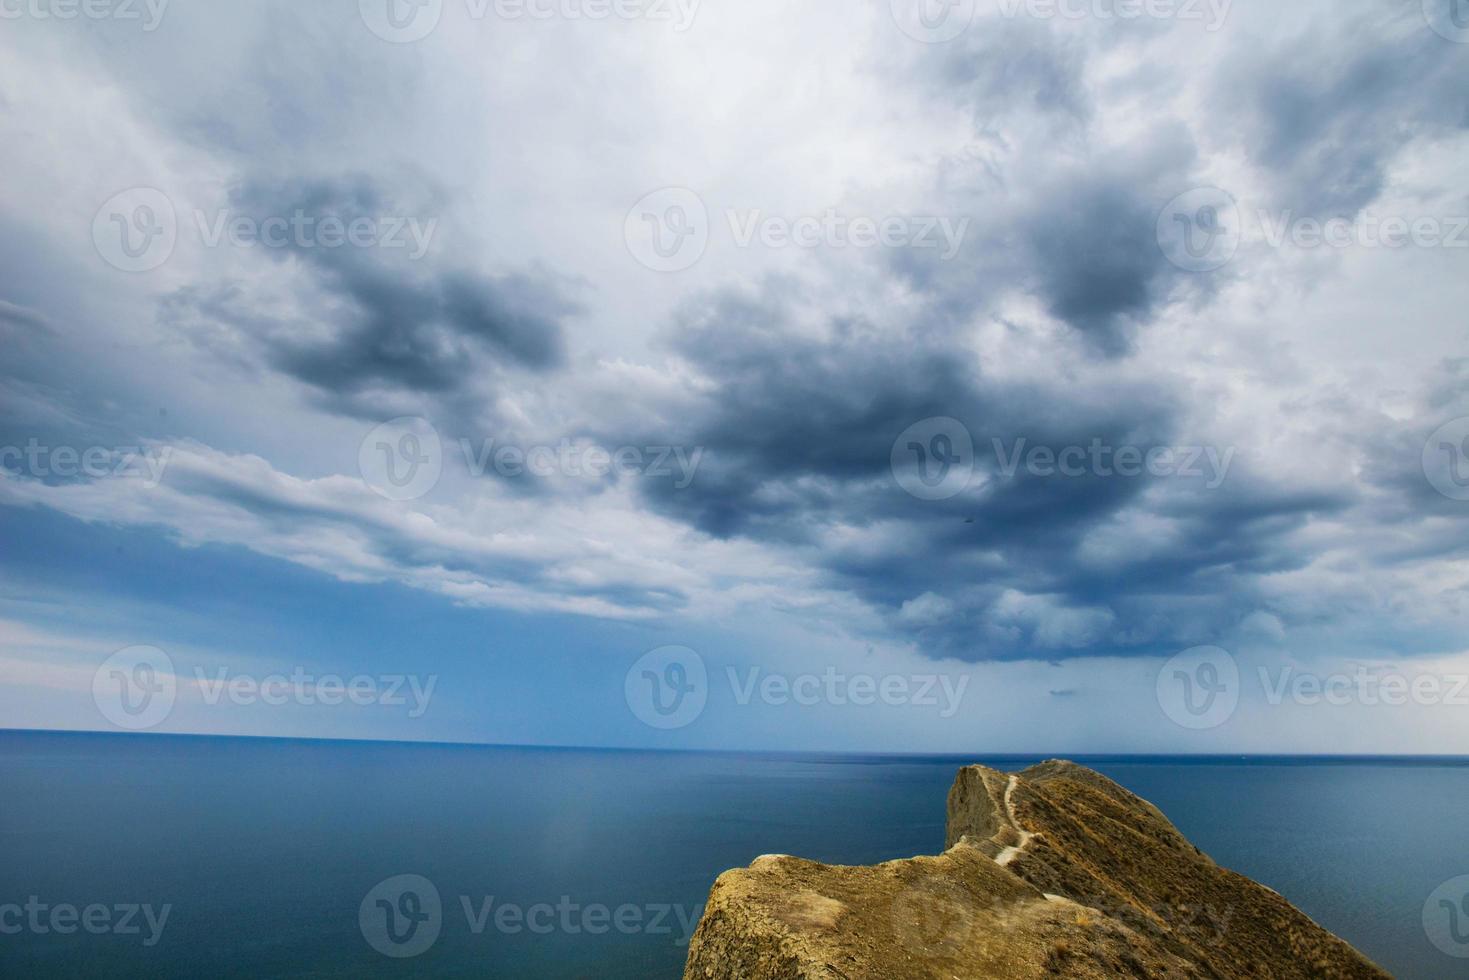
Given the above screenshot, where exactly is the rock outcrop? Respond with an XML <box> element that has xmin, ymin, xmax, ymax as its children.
<box><xmin>682</xmin><ymin>760</ymin><xmax>1389</xmax><ymax>979</ymax></box>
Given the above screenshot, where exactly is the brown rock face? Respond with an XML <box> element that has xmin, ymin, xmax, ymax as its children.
<box><xmin>682</xmin><ymin>761</ymin><xmax>1391</xmax><ymax>979</ymax></box>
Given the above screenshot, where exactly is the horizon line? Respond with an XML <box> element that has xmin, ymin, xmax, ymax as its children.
<box><xmin>5</xmin><ymin>727</ymin><xmax>1469</xmax><ymax>762</ymax></box>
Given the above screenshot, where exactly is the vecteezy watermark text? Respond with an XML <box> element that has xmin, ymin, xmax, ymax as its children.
<box><xmin>0</xmin><ymin>440</ymin><xmax>171</xmax><ymax>487</ymax></box>
<box><xmin>1259</xmin><ymin>666</ymin><xmax>1469</xmax><ymax>708</ymax></box>
<box><xmin>727</xmin><ymin>666</ymin><xmax>969</xmax><ymax>718</ymax></box>
<box><xmin>193</xmin><ymin>667</ymin><xmax>437</xmax><ymax>717</ymax></box>
<box><xmin>91</xmin><ymin>645</ymin><xmax>438</xmax><ymax>730</ymax></box>
<box><xmin>993</xmin><ymin>437</ymin><xmax>1235</xmax><ymax>488</ymax></box>
<box><xmin>357</xmin><ymin>416</ymin><xmax>705</xmax><ymax>501</ymax></box>
<box><xmin>725</xmin><ymin>209</ymin><xmax>970</xmax><ymax>259</ymax></box>
<box><xmin>459</xmin><ymin>895</ymin><xmax>701</xmax><ymax>945</ymax></box>
<box><xmin>994</xmin><ymin>0</ymin><xmax>1230</xmax><ymax>29</ymax></box>
<box><xmin>623</xmin><ymin>647</ymin><xmax>970</xmax><ymax>730</ymax></box>
<box><xmin>359</xmin><ymin>875</ymin><xmax>702</xmax><ymax>958</ymax></box>
<box><xmin>890</xmin><ymin>418</ymin><xmax>1236</xmax><ymax>502</ymax></box>
<box><xmin>624</xmin><ymin>188</ymin><xmax>971</xmax><ymax>272</ymax></box>
<box><xmin>888</xmin><ymin>0</ymin><xmax>1230</xmax><ymax>44</ymax></box>
<box><xmin>1157</xmin><ymin>645</ymin><xmax>1469</xmax><ymax>730</ymax></box>
<box><xmin>459</xmin><ymin>437</ymin><xmax>703</xmax><ymax>487</ymax></box>
<box><xmin>0</xmin><ymin>0</ymin><xmax>168</xmax><ymax>30</ymax></box>
<box><xmin>358</xmin><ymin>0</ymin><xmax>700</xmax><ymax>43</ymax></box>
<box><xmin>91</xmin><ymin>187</ymin><xmax>438</xmax><ymax>272</ymax></box>
<box><xmin>0</xmin><ymin>898</ymin><xmax>171</xmax><ymax>947</ymax></box>
<box><xmin>194</xmin><ymin>209</ymin><xmax>437</xmax><ymax>259</ymax></box>
<box><xmin>1252</xmin><ymin>210</ymin><xmax>1469</xmax><ymax>252</ymax></box>
<box><xmin>469</xmin><ymin>0</ymin><xmax>698</xmax><ymax>27</ymax></box>
<box><xmin>1158</xmin><ymin>188</ymin><xmax>1469</xmax><ymax>273</ymax></box>
<box><xmin>893</xmin><ymin>884</ymin><xmax>1234</xmax><ymax>961</ymax></box>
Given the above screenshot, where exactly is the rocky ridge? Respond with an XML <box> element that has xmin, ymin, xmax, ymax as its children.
<box><xmin>682</xmin><ymin>760</ymin><xmax>1390</xmax><ymax>979</ymax></box>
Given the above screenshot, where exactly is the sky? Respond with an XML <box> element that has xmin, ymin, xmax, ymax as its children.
<box><xmin>1</xmin><ymin>0</ymin><xmax>1467</xmax><ymax>754</ymax></box>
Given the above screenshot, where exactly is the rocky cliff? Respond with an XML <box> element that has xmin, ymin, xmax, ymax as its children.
<box><xmin>682</xmin><ymin>760</ymin><xmax>1389</xmax><ymax>979</ymax></box>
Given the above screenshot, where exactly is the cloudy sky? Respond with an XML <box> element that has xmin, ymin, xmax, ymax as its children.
<box><xmin>1</xmin><ymin>0</ymin><xmax>1467</xmax><ymax>753</ymax></box>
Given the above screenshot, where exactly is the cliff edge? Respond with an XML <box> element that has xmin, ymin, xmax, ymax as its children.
<box><xmin>682</xmin><ymin>760</ymin><xmax>1389</xmax><ymax>979</ymax></box>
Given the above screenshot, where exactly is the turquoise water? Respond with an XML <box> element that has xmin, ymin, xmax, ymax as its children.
<box><xmin>2</xmin><ymin>732</ymin><xmax>1466</xmax><ymax>978</ymax></box>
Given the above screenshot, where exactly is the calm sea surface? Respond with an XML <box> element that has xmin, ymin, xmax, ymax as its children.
<box><xmin>1</xmin><ymin>731</ymin><xmax>1466</xmax><ymax>978</ymax></box>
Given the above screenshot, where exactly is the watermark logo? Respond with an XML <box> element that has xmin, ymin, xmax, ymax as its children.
<box><xmin>894</xmin><ymin>420</ymin><xmax>1237</xmax><ymax>500</ymax></box>
<box><xmin>625</xmin><ymin>649</ymin><xmax>968</xmax><ymax>728</ymax></box>
<box><xmin>892</xmin><ymin>419</ymin><xmax>1236</xmax><ymax>501</ymax></box>
<box><xmin>625</xmin><ymin>187</ymin><xmax>708</xmax><ymax>272</ymax></box>
<box><xmin>1424</xmin><ymin>0</ymin><xmax>1469</xmax><ymax>43</ymax></box>
<box><xmin>359</xmin><ymin>0</ymin><xmax>443</xmax><ymax>42</ymax></box>
<box><xmin>194</xmin><ymin>209</ymin><xmax>437</xmax><ymax>259</ymax></box>
<box><xmin>0</xmin><ymin>898</ymin><xmax>171</xmax><ymax>946</ymax></box>
<box><xmin>625</xmin><ymin>191</ymin><xmax>969</xmax><ymax>269</ymax></box>
<box><xmin>461</xmin><ymin>894</ymin><xmax>702</xmax><ymax>943</ymax></box>
<box><xmin>360</xmin><ymin>0</ymin><xmax>698</xmax><ymax>39</ymax></box>
<box><xmin>1160</xmin><ymin>190</ymin><xmax>1467</xmax><ymax>271</ymax></box>
<box><xmin>0</xmin><ymin>441</ymin><xmax>172</xmax><ymax>486</ymax></box>
<box><xmin>625</xmin><ymin>646</ymin><xmax>707</xmax><ymax>730</ymax></box>
<box><xmin>460</xmin><ymin>437</ymin><xmax>703</xmax><ymax>487</ymax></box>
<box><xmin>1424</xmin><ymin>418</ymin><xmax>1469</xmax><ymax>502</ymax></box>
<box><xmin>1255</xmin><ymin>211</ymin><xmax>1468</xmax><ymax>251</ymax></box>
<box><xmin>0</xmin><ymin>0</ymin><xmax>169</xmax><ymax>30</ymax></box>
<box><xmin>95</xmin><ymin>188</ymin><xmax>439</xmax><ymax>270</ymax></box>
<box><xmin>1259</xmin><ymin>666</ymin><xmax>1469</xmax><ymax>708</ymax></box>
<box><xmin>475</xmin><ymin>0</ymin><xmax>699</xmax><ymax>28</ymax></box>
<box><xmin>92</xmin><ymin>188</ymin><xmax>177</xmax><ymax>273</ymax></box>
<box><xmin>891</xmin><ymin>418</ymin><xmax>975</xmax><ymax>501</ymax></box>
<box><xmin>891</xmin><ymin>881</ymin><xmax>976</xmax><ymax>957</ymax></box>
<box><xmin>994</xmin><ymin>0</ymin><xmax>1230</xmax><ymax>29</ymax></box>
<box><xmin>994</xmin><ymin>437</ymin><xmax>1234</xmax><ymax>488</ymax></box>
<box><xmin>92</xmin><ymin>645</ymin><xmax>177</xmax><ymax>731</ymax></box>
<box><xmin>358</xmin><ymin>420</ymin><xmax>705</xmax><ymax>498</ymax></box>
<box><xmin>359</xmin><ymin>417</ymin><xmax>444</xmax><ymax>501</ymax></box>
<box><xmin>1157</xmin><ymin>646</ymin><xmax>1239</xmax><ymax>730</ymax></box>
<box><xmin>361</xmin><ymin>876</ymin><xmax>701</xmax><ymax>953</ymax></box>
<box><xmin>192</xmin><ymin>668</ymin><xmax>437</xmax><ymax>716</ymax></box>
<box><xmin>360</xmin><ymin>874</ymin><xmax>443</xmax><ymax>958</ymax></box>
<box><xmin>726</xmin><ymin>209</ymin><xmax>969</xmax><ymax>258</ymax></box>
<box><xmin>728</xmin><ymin>667</ymin><xmax>968</xmax><ymax>718</ymax></box>
<box><xmin>1425</xmin><ymin>876</ymin><xmax>1469</xmax><ymax>958</ymax></box>
<box><xmin>889</xmin><ymin>0</ymin><xmax>976</xmax><ymax>43</ymax></box>
<box><xmin>1157</xmin><ymin>187</ymin><xmax>1241</xmax><ymax>273</ymax></box>
<box><xmin>891</xmin><ymin>0</ymin><xmax>1230</xmax><ymax>39</ymax></box>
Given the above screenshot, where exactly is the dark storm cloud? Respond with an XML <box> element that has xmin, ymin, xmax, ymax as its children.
<box><xmin>264</xmin><ymin>264</ymin><xmax>569</xmax><ymax>395</ymax></box>
<box><xmin>894</xmin><ymin>150</ymin><xmax>1204</xmax><ymax>356</ymax></box>
<box><xmin>598</xmin><ymin>275</ymin><xmax>1353</xmax><ymax>660</ymax></box>
<box><xmin>6</xmin><ymin>0</ymin><xmax>1456</xmax><ymax>671</ymax></box>
<box><xmin>890</xmin><ymin>163</ymin><xmax>1205</xmax><ymax>357</ymax></box>
<box><xmin>1216</xmin><ymin>12</ymin><xmax>1469</xmax><ymax>216</ymax></box>
<box><xmin>1357</xmin><ymin>359</ymin><xmax>1469</xmax><ymax>544</ymax></box>
<box><xmin>236</xmin><ymin>177</ymin><xmax>570</xmax><ymax>385</ymax></box>
<box><xmin>921</xmin><ymin>17</ymin><xmax>1091</xmax><ymax>129</ymax></box>
<box><xmin>638</xmin><ymin>282</ymin><xmax>1171</xmax><ymax>545</ymax></box>
<box><xmin>896</xmin><ymin>17</ymin><xmax>1204</xmax><ymax>354</ymax></box>
<box><xmin>166</xmin><ymin>176</ymin><xmax>576</xmax><ymax>416</ymax></box>
<box><xmin>1019</xmin><ymin>164</ymin><xmax>1197</xmax><ymax>356</ymax></box>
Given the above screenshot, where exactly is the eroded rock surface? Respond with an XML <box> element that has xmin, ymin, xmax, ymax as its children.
<box><xmin>683</xmin><ymin>760</ymin><xmax>1390</xmax><ymax>979</ymax></box>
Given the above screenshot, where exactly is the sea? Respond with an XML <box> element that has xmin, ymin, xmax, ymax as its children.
<box><xmin>1</xmin><ymin>730</ymin><xmax>1466</xmax><ymax>978</ymax></box>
